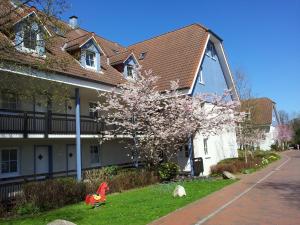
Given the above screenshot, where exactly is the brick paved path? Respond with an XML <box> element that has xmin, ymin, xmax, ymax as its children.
<box><xmin>151</xmin><ymin>151</ymin><xmax>300</xmax><ymax>225</ymax></box>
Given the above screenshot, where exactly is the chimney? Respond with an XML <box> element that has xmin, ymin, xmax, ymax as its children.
<box><xmin>69</xmin><ymin>16</ymin><xmax>78</xmax><ymax>29</ymax></box>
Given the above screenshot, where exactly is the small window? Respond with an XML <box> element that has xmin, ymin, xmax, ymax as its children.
<box><xmin>90</xmin><ymin>145</ymin><xmax>100</xmax><ymax>165</ymax></box>
<box><xmin>206</xmin><ymin>42</ymin><xmax>216</xmax><ymax>59</ymax></box>
<box><xmin>127</xmin><ymin>64</ymin><xmax>134</xmax><ymax>78</ymax></box>
<box><xmin>1</xmin><ymin>149</ymin><xmax>18</xmax><ymax>174</ymax></box>
<box><xmin>23</xmin><ymin>27</ymin><xmax>37</xmax><ymax>50</ymax></box>
<box><xmin>89</xmin><ymin>102</ymin><xmax>98</xmax><ymax>118</ymax></box>
<box><xmin>184</xmin><ymin>145</ymin><xmax>189</xmax><ymax>158</ymax></box>
<box><xmin>199</xmin><ymin>68</ymin><xmax>204</xmax><ymax>84</ymax></box>
<box><xmin>203</xmin><ymin>138</ymin><xmax>208</xmax><ymax>155</ymax></box>
<box><xmin>139</xmin><ymin>52</ymin><xmax>147</xmax><ymax>60</ymax></box>
<box><xmin>86</xmin><ymin>51</ymin><xmax>96</xmax><ymax>68</ymax></box>
<box><xmin>1</xmin><ymin>92</ymin><xmax>17</xmax><ymax>110</ymax></box>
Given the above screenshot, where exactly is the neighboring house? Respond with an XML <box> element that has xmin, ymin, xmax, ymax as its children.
<box><xmin>241</xmin><ymin>98</ymin><xmax>281</xmax><ymax>150</ymax></box>
<box><xmin>0</xmin><ymin>0</ymin><xmax>239</xmax><ymax>184</ymax></box>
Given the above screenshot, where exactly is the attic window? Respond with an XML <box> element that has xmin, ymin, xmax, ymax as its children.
<box><xmin>206</xmin><ymin>41</ymin><xmax>217</xmax><ymax>60</ymax></box>
<box><xmin>86</xmin><ymin>50</ymin><xmax>96</xmax><ymax>68</ymax></box>
<box><xmin>127</xmin><ymin>64</ymin><xmax>134</xmax><ymax>78</ymax></box>
<box><xmin>23</xmin><ymin>27</ymin><xmax>37</xmax><ymax>50</ymax></box>
<box><xmin>139</xmin><ymin>52</ymin><xmax>147</xmax><ymax>60</ymax></box>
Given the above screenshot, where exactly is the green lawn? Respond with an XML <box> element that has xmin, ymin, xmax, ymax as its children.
<box><xmin>1</xmin><ymin>179</ymin><xmax>234</xmax><ymax>225</ymax></box>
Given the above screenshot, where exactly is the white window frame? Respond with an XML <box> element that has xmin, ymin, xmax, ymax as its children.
<box><xmin>20</xmin><ymin>24</ymin><xmax>41</xmax><ymax>54</ymax></box>
<box><xmin>205</xmin><ymin>42</ymin><xmax>217</xmax><ymax>60</ymax></box>
<box><xmin>0</xmin><ymin>147</ymin><xmax>20</xmax><ymax>178</ymax></box>
<box><xmin>90</xmin><ymin>145</ymin><xmax>100</xmax><ymax>166</ymax></box>
<box><xmin>85</xmin><ymin>50</ymin><xmax>97</xmax><ymax>70</ymax></box>
<box><xmin>203</xmin><ymin>138</ymin><xmax>208</xmax><ymax>155</ymax></box>
<box><xmin>23</xmin><ymin>26</ymin><xmax>37</xmax><ymax>51</ymax></box>
<box><xmin>199</xmin><ymin>68</ymin><xmax>205</xmax><ymax>85</ymax></box>
<box><xmin>126</xmin><ymin>64</ymin><xmax>134</xmax><ymax>78</ymax></box>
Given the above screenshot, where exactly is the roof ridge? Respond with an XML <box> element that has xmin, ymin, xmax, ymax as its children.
<box><xmin>72</xmin><ymin>26</ymin><xmax>124</xmax><ymax>48</ymax></box>
<box><xmin>128</xmin><ymin>23</ymin><xmax>208</xmax><ymax>47</ymax></box>
<box><xmin>66</xmin><ymin>33</ymin><xmax>90</xmax><ymax>43</ymax></box>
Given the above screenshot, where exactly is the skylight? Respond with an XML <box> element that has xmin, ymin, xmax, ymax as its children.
<box><xmin>139</xmin><ymin>52</ymin><xmax>147</xmax><ymax>60</ymax></box>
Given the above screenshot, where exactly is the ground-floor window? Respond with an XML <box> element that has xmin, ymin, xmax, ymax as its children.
<box><xmin>90</xmin><ymin>145</ymin><xmax>100</xmax><ymax>166</ymax></box>
<box><xmin>0</xmin><ymin>148</ymin><xmax>18</xmax><ymax>175</ymax></box>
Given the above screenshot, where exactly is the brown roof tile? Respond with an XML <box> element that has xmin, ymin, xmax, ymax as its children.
<box><xmin>0</xmin><ymin>1</ymin><xmax>212</xmax><ymax>92</ymax></box>
<box><xmin>128</xmin><ymin>24</ymin><xmax>209</xmax><ymax>91</ymax></box>
<box><xmin>241</xmin><ymin>98</ymin><xmax>275</xmax><ymax>125</ymax></box>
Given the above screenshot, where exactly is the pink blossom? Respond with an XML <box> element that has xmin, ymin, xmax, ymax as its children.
<box><xmin>97</xmin><ymin>69</ymin><xmax>243</xmax><ymax>165</ymax></box>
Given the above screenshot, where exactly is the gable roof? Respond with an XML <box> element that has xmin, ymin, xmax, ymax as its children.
<box><xmin>109</xmin><ymin>50</ymin><xmax>133</xmax><ymax>65</ymax></box>
<box><xmin>128</xmin><ymin>24</ymin><xmax>209</xmax><ymax>91</ymax></box>
<box><xmin>241</xmin><ymin>98</ymin><xmax>275</xmax><ymax>126</ymax></box>
<box><xmin>0</xmin><ymin>1</ymin><xmax>235</xmax><ymax>94</ymax></box>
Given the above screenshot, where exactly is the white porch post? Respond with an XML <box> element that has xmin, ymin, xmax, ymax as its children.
<box><xmin>188</xmin><ymin>136</ymin><xmax>194</xmax><ymax>176</ymax></box>
<box><xmin>75</xmin><ymin>88</ymin><xmax>82</xmax><ymax>181</ymax></box>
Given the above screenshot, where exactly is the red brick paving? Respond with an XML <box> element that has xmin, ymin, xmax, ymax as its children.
<box><xmin>150</xmin><ymin>151</ymin><xmax>300</xmax><ymax>225</ymax></box>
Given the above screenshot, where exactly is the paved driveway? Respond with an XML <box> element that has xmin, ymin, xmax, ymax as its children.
<box><xmin>151</xmin><ymin>151</ymin><xmax>300</xmax><ymax>225</ymax></box>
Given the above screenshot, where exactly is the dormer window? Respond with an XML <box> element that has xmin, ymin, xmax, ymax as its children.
<box><xmin>127</xmin><ymin>64</ymin><xmax>134</xmax><ymax>78</ymax></box>
<box><xmin>65</xmin><ymin>37</ymin><xmax>102</xmax><ymax>72</ymax></box>
<box><xmin>23</xmin><ymin>27</ymin><xmax>37</xmax><ymax>50</ymax></box>
<box><xmin>14</xmin><ymin>13</ymin><xmax>47</xmax><ymax>57</ymax></box>
<box><xmin>85</xmin><ymin>50</ymin><xmax>96</xmax><ymax>68</ymax></box>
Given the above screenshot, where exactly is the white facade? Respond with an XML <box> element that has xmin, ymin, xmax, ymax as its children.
<box><xmin>0</xmin><ymin>138</ymin><xmax>131</xmax><ymax>182</ymax></box>
<box><xmin>178</xmin><ymin>128</ymin><xmax>238</xmax><ymax>176</ymax></box>
<box><xmin>258</xmin><ymin>126</ymin><xmax>277</xmax><ymax>151</ymax></box>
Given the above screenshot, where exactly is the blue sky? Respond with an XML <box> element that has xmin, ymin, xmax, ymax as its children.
<box><xmin>63</xmin><ymin>0</ymin><xmax>300</xmax><ymax>115</ymax></box>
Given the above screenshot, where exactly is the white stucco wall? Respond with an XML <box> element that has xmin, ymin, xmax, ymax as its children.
<box><xmin>258</xmin><ymin>126</ymin><xmax>276</xmax><ymax>151</ymax></box>
<box><xmin>178</xmin><ymin>128</ymin><xmax>238</xmax><ymax>176</ymax></box>
<box><xmin>0</xmin><ymin>138</ymin><xmax>132</xmax><ymax>179</ymax></box>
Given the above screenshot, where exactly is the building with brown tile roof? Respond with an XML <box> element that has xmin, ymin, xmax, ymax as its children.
<box><xmin>241</xmin><ymin>98</ymin><xmax>280</xmax><ymax>126</ymax></box>
<box><xmin>0</xmin><ymin>0</ymin><xmax>238</xmax><ymax>98</ymax></box>
<box><xmin>241</xmin><ymin>97</ymin><xmax>281</xmax><ymax>150</ymax></box>
<box><xmin>0</xmin><ymin>0</ymin><xmax>242</xmax><ymax>181</ymax></box>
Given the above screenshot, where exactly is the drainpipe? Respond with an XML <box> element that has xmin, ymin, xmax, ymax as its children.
<box><xmin>188</xmin><ymin>136</ymin><xmax>194</xmax><ymax>177</ymax></box>
<box><xmin>75</xmin><ymin>88</ymin><xmax>82</xmax><ymax>181</ymax></box>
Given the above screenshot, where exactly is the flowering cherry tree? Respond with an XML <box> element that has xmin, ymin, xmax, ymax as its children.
<box><xmin>275</xmin><ymin>124</ymin><xmax>293</xmax><ymax>149</ymax></box>
<box><xmin>96</xmin><ymin>69</ymin><xmax>243</xmax><ymax>167</ymax></box>
<box><xmin>236</xmin><ymin>123</ymin><xmax>266</xmax><ymax>162</ymax></box>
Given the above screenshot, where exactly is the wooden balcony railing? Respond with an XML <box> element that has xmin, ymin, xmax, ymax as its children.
<box><xmin>0</xmin><ymin>109</ymin><xmax>111</xmax><ymax>136</ymax></box>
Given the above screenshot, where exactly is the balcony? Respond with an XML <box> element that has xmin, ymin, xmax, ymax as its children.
<box><xmin>0</xmin><ymin>109</ymin><xmax>110</xmax><ymax>137</ymax></box>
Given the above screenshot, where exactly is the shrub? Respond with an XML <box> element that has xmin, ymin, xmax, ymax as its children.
<box><xmin>20</xmin><ymin>177</ymin><xmax>86</xmax><ymax>213</ymax></box>
<box><xmin>271</xmin><ymin>144</ymin><xmax>283</xmax><ymax>151</ymax></box>
<box><xmin>0</xmin><ymin>202</ymin><xmax>6</xmax><ymax>218</ymax></box>
<box><xmin>211</xmin><ymin>158</ymin><xmax>260</xmax><ymax>175</ymax></box>
<box><xmin>211</xmin><ymin>152</ymin><xmax>280</xmax><ymax>175</ymax></box>
<box><xmin>84</xmin><ymin>166</ymin><xmax>118</xmax><ymax>181</ymax></box>
<box><xmin>109</xmin><ymin>169</ymin><xmax>159</xmax><ymax>193</ymax></box>
<box><xmin>16</xmin><ymin>202</ymin><xmax>39</xmax><ymax>216</ymax></box>
<box><xmin>84</xmin><ymin>167</ymin><xmax>159</xmax><ymax>194</ymax></box>
<box><xmin>158</xmin><ymin>162</ymin><xmax>180</xmax><ymax>181</ymax></box>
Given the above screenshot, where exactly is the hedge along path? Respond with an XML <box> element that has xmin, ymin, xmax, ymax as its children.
<box><xmin>0</xmin><ymin>179</ymin><xmax>234</xmax><ymax>225</ymax></box>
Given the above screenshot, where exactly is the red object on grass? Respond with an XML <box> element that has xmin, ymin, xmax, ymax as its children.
<box><xmin>85</xmin><ymin>182</ymin><xmax>109</xmax><ymax>207</ymax></box>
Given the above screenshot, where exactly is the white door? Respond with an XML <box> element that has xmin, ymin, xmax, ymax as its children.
<box><xmin>35</xmin><ymin>146</ymin><xmax>49</xmax><ymax>175</ymax></box>
<box><xmin>67</xmin><ymin>145</ymin><xmax>76</xmax><ymax>172</ymax></box>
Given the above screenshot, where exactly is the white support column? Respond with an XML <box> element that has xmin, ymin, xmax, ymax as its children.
<box><xmin>75</xmin><ymin>88</ymin><xmax>82</xmax><ymax>181</ymax></box>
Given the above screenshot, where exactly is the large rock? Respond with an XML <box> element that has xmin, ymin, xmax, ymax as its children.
<box><xmin>173</xmin><ymin>185</ymin><xmax>186</xmax><ymax>197</ymax></box>
<box><xmin>222</xmin><ymin>171</ymin><xmax>236</xmax><ymax>180</ymax></box>
<box><xmin>47</xmin><ymin>220</ymin><xmax>76</xmax><ymax>225</ymax></box>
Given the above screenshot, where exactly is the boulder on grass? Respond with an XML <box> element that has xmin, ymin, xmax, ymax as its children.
<box><xmin>47</xmin><ymin>220</ymin><xmax>76</xmax><ymax>225</ymax></box>
<box><xmin>222</xmin><ymin>171</ymin><xmax>236</xmax><ymax>180</ymax></box>
<box><xmin>173</xmin><ymin>185</ymin><xmax>186</xmax><ymax>197</ymax></box>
